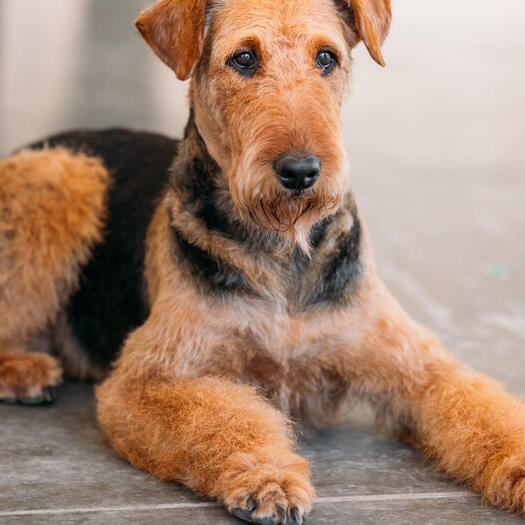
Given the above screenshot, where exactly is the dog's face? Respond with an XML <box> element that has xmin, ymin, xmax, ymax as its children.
<box><xmin>137</xmin><ymin>0</ymin><xmax>390</xmax><ymax>250</ymax></box>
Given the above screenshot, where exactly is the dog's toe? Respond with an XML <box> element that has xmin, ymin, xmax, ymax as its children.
<box><xmin>233</xmin><ymin>506</ymin><xmax>255</xmax><ymax>522</ymax></box>
<box><xmin>16</xmin><ymin>386</ymin><xmax>57</xmax><ymax>406</ymax></box>
<box><xmin>233</xmin><ymin>501</ymin><xmax>306</xmax><ymax>525</ymax></box>
<box><xmin>289</xmin><ymin>506</ymin><xmax>305</xmax><ymax>525</ymax></box>
<box><xmin>232</xmin><ymin>505</ymin><xmax>282</xmax><ymax>525</ymax></box>
<box><xmin>42</xmin><ymin>386</ymin><xmax>57</xmax><ymax>403</ymax></box>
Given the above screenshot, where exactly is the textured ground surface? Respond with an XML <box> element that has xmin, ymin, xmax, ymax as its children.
<box><xmin>1</xmin><ymin>0</ymin><xmax>524</xmax><ymax>523</ymax></box>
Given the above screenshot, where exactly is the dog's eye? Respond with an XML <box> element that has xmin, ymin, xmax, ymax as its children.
<box><xmin>316</xmin><ymin>50</ymin><xmax>337</xmax><ymax>75</ymax></box>
<box><xmin>228</xmin><ymin>50</ymin><xmax>259</xmax><ymax>77</ymax></box>
<box><xmin>233</xmin><ymin>51</ymin><xmax>255</xmax><ymax>68</ymax></box>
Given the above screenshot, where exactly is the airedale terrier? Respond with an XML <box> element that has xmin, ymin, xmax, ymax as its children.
<box><xmin>1</xmin><ymin>0</ymin><xmax>525</xmax><ymax>523</ymax></box>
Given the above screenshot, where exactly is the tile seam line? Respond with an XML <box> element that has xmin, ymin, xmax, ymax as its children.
<box><xmin>0</xmin><ymin>492</ymin><xmax>475</xmax><ymax>517</ymax></box>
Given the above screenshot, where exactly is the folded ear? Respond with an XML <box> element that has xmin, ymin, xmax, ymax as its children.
<box><xmin>349</xmin><ymin>0</ymin><xmax>391</xmax><ymax>67</ymax></box>
<box><xmin>135</xmin><ymin>0</ymin><xmax>207</xmax><ymax>80</ymax></box>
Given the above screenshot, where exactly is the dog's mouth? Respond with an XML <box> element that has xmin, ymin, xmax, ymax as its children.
<box><xmin>285</xmin><ymin>186</ymin><xmax>315</xmax><ymax>198</ymax></box>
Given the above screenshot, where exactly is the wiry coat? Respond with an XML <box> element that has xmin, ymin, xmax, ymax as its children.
<box><xmin>1</xmin><ymin>0</ymin><xmax>525</xmax><ymax>523</ymax></box>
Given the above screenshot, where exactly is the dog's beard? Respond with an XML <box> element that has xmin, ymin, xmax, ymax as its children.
<box><xmin>256</xmin><ymin>191</ymin><xmax>342</xmax><ymax>253</ymax></box>
<box><xmin>230</xmin><ymin>162</ymin><xmax>347</xmax><ymax>254</ymax></box>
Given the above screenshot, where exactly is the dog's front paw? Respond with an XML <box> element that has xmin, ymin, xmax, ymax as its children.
<box><xmin>214</xmin><ymin>450</ymin><xmax>314</xmax><ymax>524</ymax></box>
<box><xmin>0</xmin><ymin>351</ymin><xmax>62</xmax><ymax>405</ymax></box>
<box><xmin>480</xmin><ymin>455</ymin><xmax>525</xmax><ymax>514</ymax></box>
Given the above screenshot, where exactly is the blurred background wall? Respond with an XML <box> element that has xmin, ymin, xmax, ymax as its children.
<box><xmin>0</xmin><ymin>0</ymin><xmax>524</xmax><ymax>387</ymax></box>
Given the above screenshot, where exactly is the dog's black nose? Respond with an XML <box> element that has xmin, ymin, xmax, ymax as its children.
<box><xmin>274</xmin><ymin>155</ymin><xmax>321</xmax><ymax>191</ymax></box>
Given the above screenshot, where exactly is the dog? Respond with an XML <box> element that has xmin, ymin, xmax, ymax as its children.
<box><xmin>1</xmin><ymin>0</ymin><xmax>525</xmax><ymax>523</ymax></box>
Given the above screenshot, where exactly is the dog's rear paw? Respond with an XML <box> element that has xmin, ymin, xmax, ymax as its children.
<box><xmin>0</xmin><ymin>352</ymin><xmax>62</xmax><ymax>405</ymax></box>
<box><xmin>215</xmin><ymin>451</ymin><xmax>314</xmax><ymax>524</ymax></box>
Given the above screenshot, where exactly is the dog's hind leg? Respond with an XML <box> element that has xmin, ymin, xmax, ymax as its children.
<box><xmin>0</xmin><ymin>147</ymin><xmax>109</xmax><ymax>404</ymax></box>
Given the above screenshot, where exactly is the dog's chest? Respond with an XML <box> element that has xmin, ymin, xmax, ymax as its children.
<box><xmin>220</xmin><ymin>303</ymin><xmax>351</xmax><ymax>424</ymax></box>
<box><xmin>239</xmin><ymin>331</ymin><xmax>350</xmax><ymax>428</ymax></box>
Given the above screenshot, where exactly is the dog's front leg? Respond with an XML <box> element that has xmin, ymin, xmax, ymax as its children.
<box><xmin>334</xmin><ymin>279</ymin><xmax>525</xmax><ymax>514</ymax></box>
<box><xmin>97</xmin><ymin>355</ymin><xmax>314</xmax><ymax>524</ymax></box>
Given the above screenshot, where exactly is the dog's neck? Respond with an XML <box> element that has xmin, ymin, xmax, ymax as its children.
<box><xmin>167</xmin><ymin>113</ymin><xmax>363</xmax><ymax>309</ymax></box>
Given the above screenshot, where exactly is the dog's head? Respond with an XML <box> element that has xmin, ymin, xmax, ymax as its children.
<box><xmin>136</xmin><ymin>0</ymin><xmax>390</xmax><ymax>251</ymax></box>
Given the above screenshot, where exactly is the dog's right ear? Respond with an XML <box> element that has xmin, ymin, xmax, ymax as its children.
<box><xmin>135</xmin><ymin>0</ymin><xmax>207</xmax><ymax>81</ymax></box>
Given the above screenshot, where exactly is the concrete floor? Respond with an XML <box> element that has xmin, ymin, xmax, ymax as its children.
<box><xmin>1</xmin><ymin>0</ymin><xmax>524</xmax><ymax>523</ymax></box>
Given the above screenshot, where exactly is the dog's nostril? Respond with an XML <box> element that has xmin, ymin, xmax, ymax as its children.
<box><xmin>274</xmin><ymin>155</ymin><xmax>321</xmax><ymax>191</ymax></box>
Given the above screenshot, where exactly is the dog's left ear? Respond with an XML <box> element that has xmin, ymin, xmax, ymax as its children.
<box><xmin>135</xmin><ymin>0</ymin><xmax>207</xmax><ymax>81</ymax></box>
<box><xmin>347</xmin><ymin>0</ymin><xmax>391</xmax><ymax>67</ymax></box>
